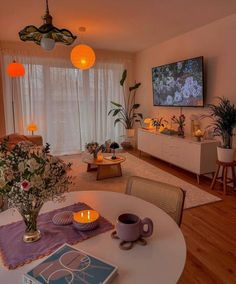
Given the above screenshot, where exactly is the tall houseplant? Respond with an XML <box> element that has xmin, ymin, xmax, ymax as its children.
<box><xmin>207</xmin><ymin>97</ymin><xmax>236</xmax><ymax>162</ymax></box>
<box><xmin>108</xmin><ymin>70</ymin><xmax>142</xmax><ymax>137</ymax></box>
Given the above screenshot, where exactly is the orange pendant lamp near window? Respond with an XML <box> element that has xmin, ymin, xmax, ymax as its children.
<box><xmin>70</xmin><ymin>27</ymin><xmax>96</xmax><ymax>70</ymax></box>
<box><xmin>7</xmin><ymin>60</ymin><xmax>25</xmax><ymax>77</ymax></box>
<box><xmin>6</xmin><ymin>60</ymin><xmax>25</xmax><ymax>133</ymax></box>
<box><xmin>70</xmin><ymin>44</ymin><xmax>96</xmax><ymax>70</ymax></box>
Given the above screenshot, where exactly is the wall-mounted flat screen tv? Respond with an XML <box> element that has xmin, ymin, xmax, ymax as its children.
<box><xmin>152</xmin><ymin>56</ymin><xmax>204</xmax><ymax>107</ymax></box>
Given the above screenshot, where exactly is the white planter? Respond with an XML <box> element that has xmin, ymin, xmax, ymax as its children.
<box><xmin>126</xmin><ymin>129</ymin><xmax>135</xmax><ymax>138</ymax></box>
<box><xmin>217</xmin><ymin>147</ymin><xmax>235</xmax><ymax>163</ymax></box>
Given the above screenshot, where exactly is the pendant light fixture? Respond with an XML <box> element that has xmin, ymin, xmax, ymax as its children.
<box><xmin>19</xmin><ymin>0</ymin><xmax>76</xmax><ymax>51</ymax></box>
<box><xmin>70</xmin><ymin>27</ymin><xmax>96</xmax><ymax>70</ymax></box>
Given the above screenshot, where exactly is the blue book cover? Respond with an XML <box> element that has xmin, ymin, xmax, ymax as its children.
<box><xmin>23</xmin><ymin>244</ymin><xmax>118</xmax><ymax>284</ymax></box>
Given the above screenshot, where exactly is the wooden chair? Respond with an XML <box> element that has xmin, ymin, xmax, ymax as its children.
<box><xmin>125</xmin><ymin>176</ymin><xmax>186</xmax><ymax>226</ymax></box>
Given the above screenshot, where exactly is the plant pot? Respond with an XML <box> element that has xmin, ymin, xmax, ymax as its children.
<box><xmin>217</xmin><ymin>147</ymin><xmax>235</xmax><ymax>163</ymax></box>
<box><xmin>126</xmin><ymin>129</ymin><xmax>135</xmax><ymax>138</ymax></box>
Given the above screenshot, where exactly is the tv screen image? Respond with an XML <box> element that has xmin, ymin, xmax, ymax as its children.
<box><xmin>152</xmin><ymin>56</ymin><xmax>204</xmax><ymax>107</ymax></box>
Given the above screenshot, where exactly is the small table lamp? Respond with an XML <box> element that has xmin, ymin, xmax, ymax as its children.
<box><xmin>110</xmin><ymin>142</ymin><xmax>119</xmax><ymax>160</ymax></box>
<box><xmin>144</xmin><ymin>118</ymin><xmax>153</xmax><ymax>129</ymax></box>
<box><xmin>27</xmin><ymin>123</ymin><xmax>38</xmax><ymax>135</ymax></box>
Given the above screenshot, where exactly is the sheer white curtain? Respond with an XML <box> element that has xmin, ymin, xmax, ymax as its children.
<box><xmin>1</xmin><ymin>51</ymin><xmax>126</xmax><ymax>155</ymax></box>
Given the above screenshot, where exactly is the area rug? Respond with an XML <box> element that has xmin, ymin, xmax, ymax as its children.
<box><xmin>61</xmin><ymin>152</ymin><xmax>221</xmax><ymax>209</ymax></box>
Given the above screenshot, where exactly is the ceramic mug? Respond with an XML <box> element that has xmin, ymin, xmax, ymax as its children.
<box><xmin>116</xmin><ymin>213</ymin><xmax>153</xmax><ymax>242</ymax></box>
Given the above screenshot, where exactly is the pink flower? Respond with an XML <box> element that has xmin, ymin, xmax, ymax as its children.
<box><xmin>20</xmin><ymin>180</ymin><xmax>31</xmax><ymax>191</ymax></box>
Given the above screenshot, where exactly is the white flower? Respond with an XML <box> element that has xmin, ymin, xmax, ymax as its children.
<box><xmin>174</xmin><ymin>91</ymin><xmax>182</xmax><ymax>102</ymax></box>
<box><xmin>18</xmin><ymin>161</ymin><xmax>25</xmax><ymax>173</ymax></box>
<box><xmin>31</xmin><ymin>175</ymin><xmax>43</xmax><ymax>188</ymax></box>
<box><xmin>0</xmin><ymin>176</ymin><xmax>6</xmax><ymax>187</ymax></box>
<box><xmin>27</xmin><ymin>158</ymin><xmax>40</xmax><ymax>171</ymax></box>
<box><xmin>166</xmin><ymin>95</ymin><xmax>173</xmax><ymax>105</ymax></box>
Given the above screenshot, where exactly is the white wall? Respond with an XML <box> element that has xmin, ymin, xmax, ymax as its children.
<box><xmin>134</xmin><ymin>13</ymin><xmax>236</xmax><ymax>146</ymax></box>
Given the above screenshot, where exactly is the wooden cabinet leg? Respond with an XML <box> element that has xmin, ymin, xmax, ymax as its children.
<box><xmin>223</xmin><ymin>166</ymin><xmax>227</xmax><ymax>195</ymax></box>
<box><xmin>210</xmin><ymin>164</ymin><xmax>220</xmax><ymax>190</ymax></box>
<box><xmin>196</xmin><ymin>174</ymin><xmax>200</xmax><ymax>184</ymax></box>
<box><xmin>231</xmin><ymin>166</ymin><xmax>236</xmax><ymax>188</ymax></box>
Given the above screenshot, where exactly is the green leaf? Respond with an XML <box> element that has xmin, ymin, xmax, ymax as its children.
<box><xmin>111</xmin><ymin>101</ymin><xmax>122</xmax><ymax>107</ymax></box>
<box><xmin>129</xmin><ymin>82</ymin><xmax>141</xmax><ymax>91</ymax></box>
<box><xmin>113</xmin><ymin>109</ymin><xmax>121</xmax><ymax>116</ymax></box>
<box><xmin>132</xmin><ymin>103</ymin><xmax>140</xmax><ymax>110</ymax></box>
<box><xmin>120</xmin><ymin>70</ymin><xmax>127</xmax><ymax>86</ymax></box>
<box><xmin>108</xmin><ymin>109</ymin><xmax>115</xmax><ymax>116</ymax></box>
<box><xmin>114</xmin><ymin>118</ymin><xmax>121</xmax><ymax>126</ymax></box>
<box><xmin>137</xmin><ymin>113</ymin><xmax>143</xmax><ymax>119</ymax></box>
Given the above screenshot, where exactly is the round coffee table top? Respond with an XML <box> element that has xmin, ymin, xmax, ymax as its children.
<box><xmin>83</xmin><ymin>155</ymin><xmax>126</xmax><ymax>166</ymax></box>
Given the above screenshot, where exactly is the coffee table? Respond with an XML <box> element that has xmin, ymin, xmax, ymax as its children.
<box><xmin>83</xmin><ymin>155</ymin><xmax>126</xmax><ymax>180</ymax></box>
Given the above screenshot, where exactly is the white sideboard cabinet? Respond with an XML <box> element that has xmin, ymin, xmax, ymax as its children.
<box><xmin>137</xmin><ymin>128</ymin><xmax>217</xmax><ymax>183</ymax></box>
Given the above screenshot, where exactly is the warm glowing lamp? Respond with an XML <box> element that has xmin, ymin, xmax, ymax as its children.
<box><xmin>144</xmin><ymin>118</ymin><xmax>153</xmax><ymax>129</ymax></box>
<box><xmin>70</xmin><ymin>44</ymin><xmax>96</xmax><ymax>70</ymax></box>
<box><xmin>27</xmin><ymin>123</ymin><xmax>38</xmax><ymax>135</ymax></box>
<box><xmin>7</xmin><ymin>61</ymin><xmax>25</xmax><ymax>77</ymax></box>
<box><xmin>6</xmin><ymin>60</ymin><xmax>25</xmax><ymax>133</ymax></box>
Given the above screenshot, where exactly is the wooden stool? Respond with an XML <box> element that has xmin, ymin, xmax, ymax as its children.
<box><xmin>210</xmin><ymin>160</ymin><xmax>236</xmax><ymax>194</ymax></box>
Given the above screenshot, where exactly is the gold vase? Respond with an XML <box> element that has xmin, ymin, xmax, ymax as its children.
<box><xmin>19</xmin><ymin>201</ymin><xmax>43</xmax><ymax>243</ymax></box>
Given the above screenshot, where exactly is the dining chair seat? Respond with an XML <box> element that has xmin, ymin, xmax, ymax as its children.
<box><xmin>125</xmin><ymin>176</ymin><xmax>186</xmax><ymax>226</ymax></box>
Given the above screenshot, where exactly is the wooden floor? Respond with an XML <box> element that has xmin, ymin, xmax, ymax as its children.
<box><xmin>128</xmin><ymin>150</ymin><xmax>236</xmax><ymax>284</ymax></box>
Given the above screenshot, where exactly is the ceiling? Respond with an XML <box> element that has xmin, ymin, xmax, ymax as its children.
<box><xmin>1</xmin><ymin>0</ymin><xmax>236</xmax><ymax>52</ymax></box>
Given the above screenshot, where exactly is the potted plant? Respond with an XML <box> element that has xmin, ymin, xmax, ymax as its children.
<box><xmin>85</xmin><ymin>142</ymin><xmax>105</xmax><ymax>159</ymax></box>
<box><xmin>207</xmin><ymin>97</ymin><xmax>236</xmax><ymax>162</ymax></box>
<box><xmin>171</xmin><ymin>114</ymin><xmax>186</xmax><ymax>137</ymax></box>
<box><xmin>108</xmin><ymin>70</ymin><xmax>143</xmax><ymax>138</ymax></box>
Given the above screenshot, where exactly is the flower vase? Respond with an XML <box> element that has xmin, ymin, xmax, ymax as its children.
<box><xmin>19</xmin><ymin>201</ymin><xmax>43</xmax><ymax>243</ymax></box>
<box><xmin>178</xmin><ymin>126</ymin><xmax>185</xmax><ymax>137</ymax></box>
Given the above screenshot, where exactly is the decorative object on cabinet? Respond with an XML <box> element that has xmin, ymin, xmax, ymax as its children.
<box><xmin>152</xmin><ymin>117</ymin><xmax>165</xmax><ymax>132</ymax></box>
<box><xmin>108</xmin><ymin>70</ymin><xmax>142</xmax><ymax>138</ymax></box>
<box><xmin>171</xmin><ymin>114</ymin><xmax>186</xmax><ymax>137</ymax></box>
<box><xmin>194</xmin><ymin>129</ymin><xmax>204</xmax><ymax>142</ymax></box>
<box><xmin>19</xmin><ymin>0</ymin><xmax>76</xmax><ymax>50</ymax></box>
<box><xmin>206</xmin><ymin>97</ymin><xmax>236</xmax><ymax>163</ymax></box>
<box><xmin>144</xmin><ymin>118</ymin><xmax>153</xmax><ymax>129</ymax></box>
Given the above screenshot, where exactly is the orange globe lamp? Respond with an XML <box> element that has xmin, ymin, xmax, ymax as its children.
<box><xmin>7</xmin><ymin>61</ymin><xmax>25</xmax><ymax>77</ymax></box>
<box><xmin>70</xmin><ymin>44</ymin><xmax>96</xmax><ymax>70</ymax></box>
<box><xmin>27</xmin><ymin>123</ymin><xmax>38</xmax><ymax>135</ymax></box>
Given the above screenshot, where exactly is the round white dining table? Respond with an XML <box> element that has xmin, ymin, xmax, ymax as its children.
<box><xmin>0</xmin><ymin>191</ymin><xmax>186</xmax><ymax>284</ymax></box>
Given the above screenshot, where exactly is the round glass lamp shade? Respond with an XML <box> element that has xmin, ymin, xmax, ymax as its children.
<box><xmin>70</xmin><ymin>44</ymin><xmax>96</xmax><ymax>70</ymax></box>
<box><xmin>7</xmin><ymin>61</ymin><xmax>25</xmax><ymax>77</ymax></box>
<box><xmin>40</xmin><ymin>37</ymin><xmax>55</xmax><ymax>51</ymax></box>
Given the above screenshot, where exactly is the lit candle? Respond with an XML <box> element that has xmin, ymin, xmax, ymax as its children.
<box><xmin>73</xmin><ymin>210</ymin><xmax>99</xmax><ymax>224</ymax></box>
<box><xmin>96</xmin><ymin>154</ymin><xmax>103</xmax><ymax>162</ymax></box>
<box><xmin>195</xmin><ymin>129</ymin><xmax>203</xmax><ymax>137</ymax></box>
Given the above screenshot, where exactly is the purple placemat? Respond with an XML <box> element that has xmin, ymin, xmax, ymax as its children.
<box><xmin>0</xmin><ymin>203</ymin><xmax>114</xmax><ymax>269</ymax></box>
